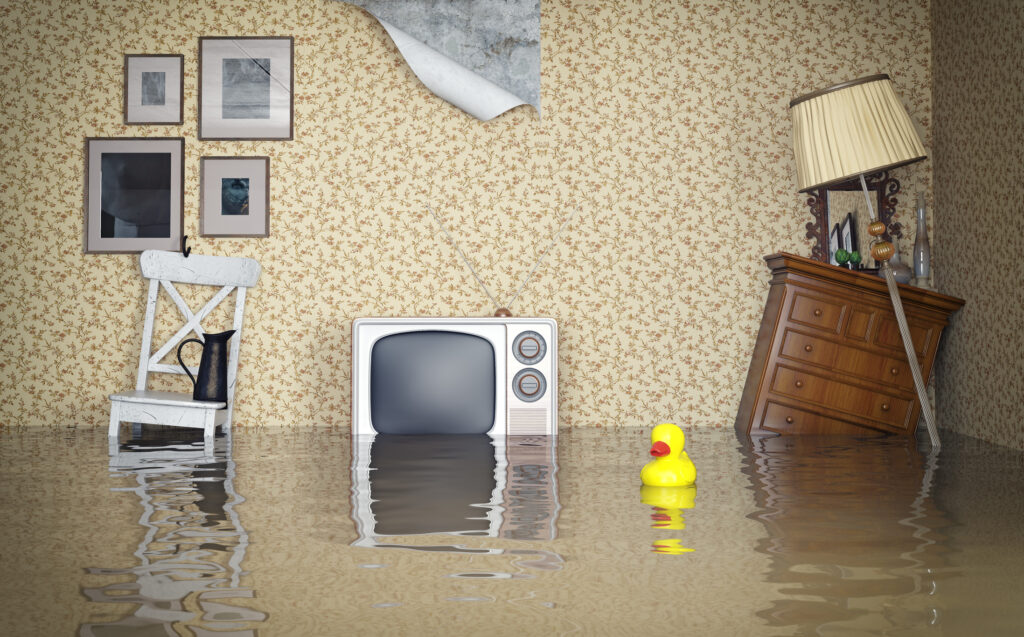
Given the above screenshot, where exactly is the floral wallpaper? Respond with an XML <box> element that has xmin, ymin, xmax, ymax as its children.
<box><xmin>932</xmin><ymin>0</ymin><xmax>1024</xmax><ymax>450</ymax></box>
<box><xmin>0</xmin><ymin>0</ymin><xmax>937</xmax><ymax>432</ymax></box>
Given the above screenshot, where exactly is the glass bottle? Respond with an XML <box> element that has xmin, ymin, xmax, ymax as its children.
<box><xmin>913</xmin><ymin>191</ymin><xmax>931</xmax><ymax>283</ymax></box>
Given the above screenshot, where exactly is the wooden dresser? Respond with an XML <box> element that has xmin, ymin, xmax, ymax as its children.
<box><xmin>735</xmin><ymin>253</ymin><xmax>964</xmax><ymax>437</ymax></box>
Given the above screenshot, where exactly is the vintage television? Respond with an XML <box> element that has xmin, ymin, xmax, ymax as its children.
<box><xmin>352</xmin><ymin>317</ymin><xmax>557</xmax><ymax>436</ymax></box>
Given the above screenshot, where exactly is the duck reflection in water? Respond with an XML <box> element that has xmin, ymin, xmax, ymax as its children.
<box><xmin>81</xmin><ymin>428</ymin><xmax>266</xmax><ymax>636</ymax></box>
<box><xmin>740</xmin><ymin>434</ymin><xmax>950</xmax><ymax>635</ymax></box>
<box><xmin>350</xmin><ymin>434</ymin><xmax>563</xmax><ymax>572</ymax></box>
<box><xmin>641</xmin><ymin>485</ymin><xmax>697</xmax><ymax>554</ymax></box>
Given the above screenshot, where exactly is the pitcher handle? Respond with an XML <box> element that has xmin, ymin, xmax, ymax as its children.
<box><xmin>176</xmin><ymin>338</ymin><xmax>204</xmax><ymax>387</ymax></box>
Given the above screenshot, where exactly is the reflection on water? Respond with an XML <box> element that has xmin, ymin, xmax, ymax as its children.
<box><xmin>3</xmin><ymin>426</ymin><xmax>1024</xmax><ymax>634</ymax></box>
<box><xmin>351</xmin><ymin>434</ymin><xmax>563</xmax><ymax>571</ymax></box>
<box><xmin>80</xmin><ymin>428</ymin><xmax>266</xmax><ymax>636</ymax></box>
<box><xmin>740</xmin><ymin>434</ymin><xmax>952</xmax><ymax>635</ymax></box>
<box><xmin>641</xmin><ymin>485</ymin><xmax>696</xmax><ymax>554</ymax></box>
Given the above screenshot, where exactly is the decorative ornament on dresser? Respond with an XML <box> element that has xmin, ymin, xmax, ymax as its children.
<box><xmin>913</xmin><ymin>192</ymin><xmax>932</xmax><ymax>288</ymax></box>
<box><xmin>886</xmin><ymin>224</ymin><xmax>914</xmax><ymax>284</ymax></box>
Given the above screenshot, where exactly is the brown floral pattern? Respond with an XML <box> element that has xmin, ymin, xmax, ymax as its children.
<box><xmin>0</xmin><ymin>0</ymin><xmax>937</xmax><ymax>432</ymax></box>
<box><xmin>932</xmin><ymin>0</ymin><xmax>1024</xmax><ymax>450</ymax></box>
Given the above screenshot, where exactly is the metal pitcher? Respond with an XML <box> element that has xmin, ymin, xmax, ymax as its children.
<box><xmin>176</xmin><ymin>330</ymin><xmax>235</xmax><ymax>405</ymax></box>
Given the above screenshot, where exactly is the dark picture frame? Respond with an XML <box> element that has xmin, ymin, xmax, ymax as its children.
<box><xmin>84</xmin><ymin>137</ymin><xmax>185</xmax><ymax>253</ymax></box>
<box><xmin>124</xmin><ymin>54</ymin><xmax>184</xmax><ymax>125</ymax></box>
<box><xmin>198</xmin><ymin>37</ymin><xmax>294</xmax><ymax>140</ymax></box>
<box><xmin>200</xmin><ymin>156</ymin><xmax>270</xmax><ymax>237</ymax></box>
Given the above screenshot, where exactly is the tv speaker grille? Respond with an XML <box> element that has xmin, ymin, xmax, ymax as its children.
<box><xmin>509</xmin><ymin>408</ymin><xmax>549</xmax><ymax>435</ymax></box>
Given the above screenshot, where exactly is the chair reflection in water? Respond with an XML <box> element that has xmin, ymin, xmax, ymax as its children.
<box><xmin>350</xmin><ymin>434</ymin><xmax>563</xmax><ymax>570</ymax></box>
<box><xmin>81</xmin><ymin>430</ymin><xmax>266</xmax><ymax>636</ymax></box>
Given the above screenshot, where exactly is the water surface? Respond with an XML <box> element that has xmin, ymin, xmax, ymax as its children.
<box><xmin>0</xmin><ymin>426</ymin><xmax>1021</xmax><ymax>635</ymax></box>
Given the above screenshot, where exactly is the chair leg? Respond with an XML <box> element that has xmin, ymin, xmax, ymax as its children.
<box><xmin>203</xmin><ymin>409</ymin><xmax>216</xmax><ymax>441</ymax></box>
<box><xmin>109</xmin><ymin>405</ymin><xmax>121</xmax><ymax>439</ymax></box>
<box><xmin>108</xmin><ymin>406</ymin><xmax>121</xmax><ymax>455</ymax></box>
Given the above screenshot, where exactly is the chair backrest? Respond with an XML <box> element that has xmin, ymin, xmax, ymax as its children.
<box><xmin>135</xmin><ymin>250</ymin><xmax>261</xmax><ymax>425</ymax></box>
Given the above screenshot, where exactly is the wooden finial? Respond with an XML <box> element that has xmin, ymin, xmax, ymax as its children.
<box><xmin>494</xmin><ymin>307</ymin><xmax>512</xmax><ymax>317</ymax></box>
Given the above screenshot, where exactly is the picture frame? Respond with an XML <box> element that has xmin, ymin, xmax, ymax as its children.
<box><xmin>200</xmin><ymin>156</ymin><xmax>270</xmax><ymax>237</ymax></box>
<box><xmin>828</xmin><ymin>223</ymin><xmax>840</xmax><ymax>266</ymax></box>
<box><xmin>198</xmin><ymin>36</ymin><xmax>294</xmax><ymax>140</ymax></box>
<box><xmin>84</xmin><ymin>137</ymin><xmax>184</xmax><ymax>253</ymax></box>
<box><xmin>124</xmin><ymin>54</ymin><xmax>184</xmax><ymax>125</ymax></box>
<box><xmin>840</xmin><ymin>212</ymin><xmax>858</xmax><ymax>255</ymax></box>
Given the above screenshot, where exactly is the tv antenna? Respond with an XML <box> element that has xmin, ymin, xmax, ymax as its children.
<box><xmin>427</xmin><ymin>205</ymin><xmax>579</xmax><ymax>317</ymax></box>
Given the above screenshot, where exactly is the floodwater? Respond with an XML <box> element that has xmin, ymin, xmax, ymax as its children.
<box><xmin>1</xmin><ymin>425</ymin><xmax>1022</xmax><ymax>636</ymax></box>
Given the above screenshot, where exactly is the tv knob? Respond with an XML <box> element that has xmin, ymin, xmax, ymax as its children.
<box><xmin>518</xmin><ymin>336</ymin><xmax>541</xmax><ymax>359</ymax></box>
<box><xmin>512</xmin><ymin>331</ymin><xmax>546</xmax><ymax>365</ymax></box>
<box><xmin>512</xmin><ymin>368</ymin><xmax>546</xmax><ymax>402</ymax></box>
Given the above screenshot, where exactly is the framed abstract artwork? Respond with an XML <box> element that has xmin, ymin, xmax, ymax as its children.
<box><xmin>123</xmin><ymin>54</ymin><xmax>184</xmax><ymax>125</ymax></box>
<box><xmin>198</xmin><ymin>37</ymin><xmax>294</xmax><ymax>140</ymax></box>
<box><xmin>84</xmin><ymin>137</ymin><xmax>184</xmax><ymax>253</ymax></box>
<box><xmin>199</xmin><ymin>156</ymin><xmax>270</xmax><ymax>237</ymax></box>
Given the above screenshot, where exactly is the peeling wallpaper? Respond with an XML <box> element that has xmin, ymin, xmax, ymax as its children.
<box><xmin>932</xmin><ymin>0</ymin><xmax>1024</xmax><ymax>450</ymax></box>
<box><xmin>0</xmin><ymin>0</ymin><xmax>936</xmax><ymax>431</ymax></box>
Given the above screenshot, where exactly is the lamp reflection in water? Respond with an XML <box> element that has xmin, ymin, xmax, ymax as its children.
<box><xmin>81</xmin><ymin>428</ymin><xmax>266</xmax><ymax>636</ymax></box>
<box><xmin>641</xmin><ymin>485</ymin><xmax>696</xmax><ymax>554</ymax></box>
<box><xmin>350</xmin><ymin>434</ymin><xmax>563</xmax><ymax>574</ymax></box>
<box><xmin>740</xmin><ymin>435</ymin><xmax>950</xmax><ymax>634</ymax></box>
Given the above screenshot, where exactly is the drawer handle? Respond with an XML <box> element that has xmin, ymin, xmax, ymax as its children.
<box><xmin>785</xmin><ymin>416</ymin><xmax>794</xmax><ymax>424</ymax></box>
<box><xmin>881</xmin><ymin>403</ymin><xmax>890</xmax><ymax>411</ymax></box>
<box><xmin>813</xmin><ymin>309</ymin><xmax>823</xmax><ymax>317</ymax></box>
<box><xmin>794</xmin><ymin>380</ymin><xmax>804</xmax><ymax>388</ymax></box>
<box><xmin>890</xmin><ymin>367</ymin><xmax>899</xmax><ymax>375</ymax></box>
<box><xmin>804</xmin><ymin>344</ymin><xmax>813</xmax><ymax>352</ymax></box>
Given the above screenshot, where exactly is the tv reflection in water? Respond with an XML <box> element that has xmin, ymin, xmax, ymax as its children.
<box><xmin>350</xmin><ymin>434</ymin><xmax>562</xmax><ymax>564</ymax></box>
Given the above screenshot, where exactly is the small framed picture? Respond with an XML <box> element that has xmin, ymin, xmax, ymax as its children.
<box><xmin>828</xmin><ymin>223</ymin><xmax>840</xmax><ymax>265</ymax></box>
<box><xmin>840</xmin><ymin>212</ymin><xmax>858</xmax><ymax>255</ymax></box>
<box><xmin>200</xmin><ymin>156</ymin><xmax>270</xmax><ymax>237</ymax></box>
<box><xmin>84</xmin><ymin>137</ymin><xmax>184</xmax><ymax>253</ymax></box>
<box><xmin>198</xmin><ymin>37</ymin><xmax>293</xmax><ymax>140</ymax></box>
<box><xmin>124</xmin><ymin>54</ymin><xmax>184</xmax><ymax>125</ymax></box>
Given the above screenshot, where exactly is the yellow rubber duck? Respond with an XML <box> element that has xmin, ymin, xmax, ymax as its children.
<box><xmin>641</xmin><ymin>423</ymin><xmax>696</xmax><ymax>487</ymax></box>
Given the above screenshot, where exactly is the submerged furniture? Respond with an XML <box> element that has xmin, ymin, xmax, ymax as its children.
<box><xmin>109</xmin><ymin>249</ymin><xmax>260</xmax><ymax>449</ymax></box>
<box><xmin>735</xmin><ymin>253</ymin><xmax>963</xmax><ymax>437</ymax></box>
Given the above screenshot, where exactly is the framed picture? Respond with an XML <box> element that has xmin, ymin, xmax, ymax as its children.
<box><xmin>200</xmin><ymin>156</ymin><xmax>270</xmax><ymax>237</ymax></box>
<box><xmin>840</xmin><ymin>212</ymin><xmax>858</xmax><ymax>255</ymax></box>
<box><xmin>124</xmin><ymin>54</ymin><xmax>184</xmax><ymax>125</ymax></box>
<box><xmin>198</xmin><ymin>37</ymin><xmax>294</xmax><ymax>140</ymax></box>
<box><xmin>84</xmin><ymin>137</ymin><xmax>184</xmax><ymax>253</ymax></box>
<box><xmin>828</xmin><ymin>223</ymin><xmax>840</xmax><ymax>265</ymax></box>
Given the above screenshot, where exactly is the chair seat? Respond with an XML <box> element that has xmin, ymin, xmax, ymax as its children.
<box><xmin>109</xmin><ymin>390</ymin><xmax>227</xmax><ymax>410</ymax></box>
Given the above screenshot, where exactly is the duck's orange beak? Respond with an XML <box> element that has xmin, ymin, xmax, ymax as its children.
<box><xmin>650</xmin><ymin>441</ymin><xmax>670</xmax><ymax>457</ymax></box>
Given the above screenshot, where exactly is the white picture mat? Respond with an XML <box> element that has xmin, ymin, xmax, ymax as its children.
<box><xmin>86</xmin><ymin>139</ymin><xmax>183</xmax><ymax>252</ymax></box>
<box><xmin>201</xmin><ymin>158</ymin><xmax>269</xmax><ymax>236</ymax></box>
<box><xmin>125</xmin><ymin>56</ymin><xmax>182</xmax><ymax>123</ymax></box>
<box><xmin>200</xmin><ymin>39</ymin><xmax>292</xmax><ymax>139</ymax></box>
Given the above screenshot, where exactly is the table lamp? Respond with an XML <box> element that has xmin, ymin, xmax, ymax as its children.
<box><xmin>790</xmin><ymin>74</ymin><xmax>940</xmax><ymax>447</ymax></box>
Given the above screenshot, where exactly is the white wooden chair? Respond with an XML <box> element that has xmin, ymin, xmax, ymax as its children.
<box><xmin>109</xmin><ymin>250</ymin><xmax>260</xmax><ymax>451</ymax></box>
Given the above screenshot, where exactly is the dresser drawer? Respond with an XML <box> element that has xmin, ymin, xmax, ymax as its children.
<box><xmin>788</xmin><ymin>291</ymin><xmax>846</xmax><ymax>334</ymax></box>
<box><xmin>780</xmin><ymin>329</ymin><xmax>915</xmax><ymax>390</ymax></box>
<box><xmin>769</xmin><ymin>366</ymin><xmax>913</xmax><ymax>429</ymax></box>
<box><xmin>761</xmin><ymin>401</ymin><xmax>895</xmax><ymax>435</ymax></box>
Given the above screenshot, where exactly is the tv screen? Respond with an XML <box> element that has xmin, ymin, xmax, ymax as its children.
<box><xmin>369</xmin><ymin>330</ymin><xmax>496</xmax><ymax>434</ymax></box>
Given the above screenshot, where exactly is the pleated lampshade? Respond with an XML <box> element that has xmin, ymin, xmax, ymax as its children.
<box><xmin>789</xmin><ymin>74</ymin><xmax>926</xmax><ymax>192</ymax></box>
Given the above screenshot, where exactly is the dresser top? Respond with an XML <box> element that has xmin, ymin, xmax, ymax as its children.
<box><xmin>764</xmin><ymin>252</ymin><xmax>965</xmax><ymax>314</ymax></box>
